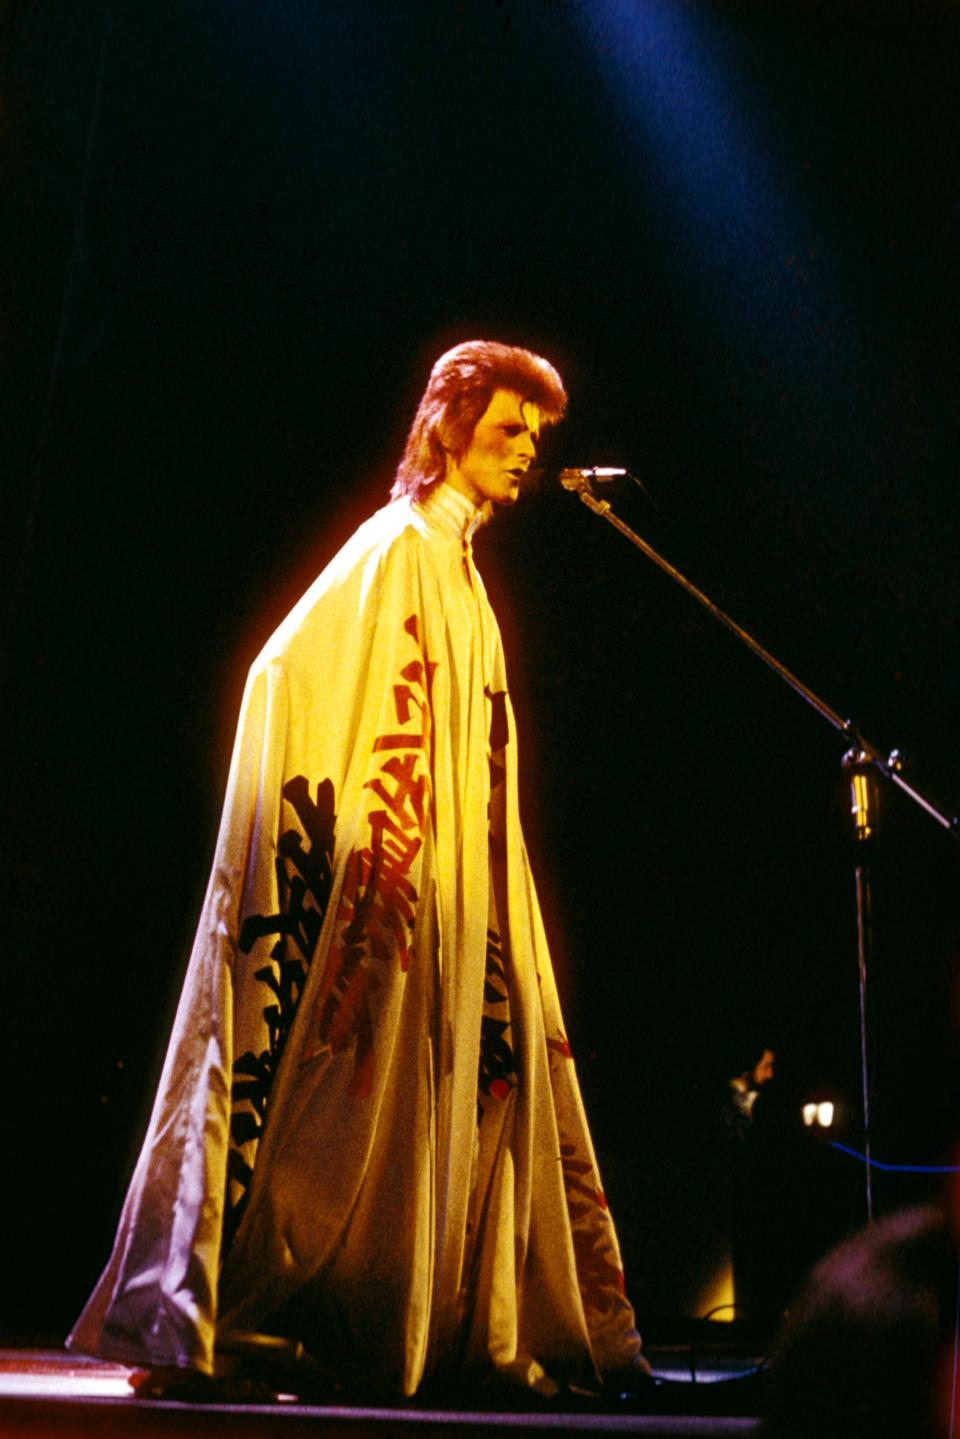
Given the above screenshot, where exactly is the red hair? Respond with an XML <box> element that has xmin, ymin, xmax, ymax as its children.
<box><xmin>391</xmin><ymin>340</ymin><xmax>567</xmax><ymax>501</ymax></box>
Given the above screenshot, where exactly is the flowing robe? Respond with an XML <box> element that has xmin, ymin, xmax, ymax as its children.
<box><xmin>69</xmin><ymin>483</ymin><xmax>642</xmax><ymax>1397</ymax></box>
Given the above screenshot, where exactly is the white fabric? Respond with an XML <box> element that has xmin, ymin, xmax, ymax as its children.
<box><xmin>69</xmin><ymin>484</ymin><xmax>642</xmax><ymax>1396</ymax></box>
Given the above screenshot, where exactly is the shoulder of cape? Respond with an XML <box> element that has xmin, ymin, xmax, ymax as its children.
<box><xmin>249</xmin><ymin>499</ymin><xmax>430</xmax><ymax>674</ymax></box>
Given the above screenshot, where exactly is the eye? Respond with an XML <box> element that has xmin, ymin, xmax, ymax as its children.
<box><xmin>501</xmin><ymin>425</ymin><xmax>524</xmax><ymax>437</ymax></box>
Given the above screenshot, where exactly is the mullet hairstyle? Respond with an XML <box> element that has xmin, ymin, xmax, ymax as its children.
<box><xmin>391</xmin><ymin>340</ymin><xmax>568</xmax><ymax>501</ymax></box>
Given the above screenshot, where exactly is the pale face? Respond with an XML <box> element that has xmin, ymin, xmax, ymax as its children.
<box><xmin>445</xmin><ymin>389</ymin><xmax>541</xmax><ymax>508</ymax></box>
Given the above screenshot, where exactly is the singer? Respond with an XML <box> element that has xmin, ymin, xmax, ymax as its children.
<box><xmin>68</xmin><ymin>341</ymin><xmax>646</xmax><ymax>1401</ymax></box>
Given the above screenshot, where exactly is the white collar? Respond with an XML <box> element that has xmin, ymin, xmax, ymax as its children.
<box><xmin>415</xmin><ymin>482</ymin><xmax>486</xmax><ymax>544</ymax></box>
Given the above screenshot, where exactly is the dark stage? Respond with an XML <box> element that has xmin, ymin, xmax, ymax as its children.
<box><xmin>4</xmin><ymin>0</ymin><xmax>959</xmax><ymax>1431</ymax></box>
<box><xmin>0</xmin><ymin>1349</ymin><xmax>764</xmax><ymax>1437</ymax></box>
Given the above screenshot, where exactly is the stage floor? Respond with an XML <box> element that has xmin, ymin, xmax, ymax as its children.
<box><xmin>0</xmin><ymin>1346</ymin><xmax>765</xmax><ymax>1438</ymax></box>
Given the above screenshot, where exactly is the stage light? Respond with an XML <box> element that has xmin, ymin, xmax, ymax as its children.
<box><xmin>699</xmin><ymin>1259</ymin><xmax>735</xmax><ymax>1325</ymax></box>
<box><xmin>802</xmin><ymin>1100</ymin><xmax>835</xmax><ymax>1128</ymax></box>
<box><xmin>574</xmin><ymin>1</ymin><xmax>843</xmax><ymax>393</ymax></box>
<box><xmin>575</xmin><ymin>3</ymin><xmax>786</xmax><ymax>303</ymax></box>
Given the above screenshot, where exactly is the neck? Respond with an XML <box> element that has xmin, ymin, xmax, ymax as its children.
<box><xmin>444</xmin><ymin>469</ymin><xmax>482</xmax><ymax>509</ymax></box>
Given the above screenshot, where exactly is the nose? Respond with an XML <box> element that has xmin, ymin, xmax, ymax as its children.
<box><xmin>518</xmin><ymin>431</ymin><xmax>536</xmax><ymax>460</ymax></box>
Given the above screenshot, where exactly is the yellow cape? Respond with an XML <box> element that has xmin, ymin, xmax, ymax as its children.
<box><xmin>69</xmin><ymin>484</ymin><xmax>642</xmax><ymax>1397</ymax></box>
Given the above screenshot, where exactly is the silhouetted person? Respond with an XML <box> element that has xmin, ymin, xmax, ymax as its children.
<box><xmin>717</xmin><ymin>1043</ymin><xmax>781</xmax><ymax>1328</ymax></box>
<box><xmin>763</xmin><ymin>1205</ymin><xmax>947</xmax><ymax>1439</ymax></box>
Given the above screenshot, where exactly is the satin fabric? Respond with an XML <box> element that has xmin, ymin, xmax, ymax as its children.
<box><xmin>69</xmin><ymin>484</ymin><xmax>642</xmax><ymax>1396</ymax></box>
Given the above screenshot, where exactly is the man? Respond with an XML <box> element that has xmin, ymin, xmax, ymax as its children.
<box><xmin>69</xmin><ymin>341</ymin><xmax>645</xmax><ymax>1400</ymax></box>
<box><xmin>719</xmin><ymin>1043</ymin><xmax>778</xmax><ymax>1327</ymax></box>
<box><xmin>723</xmin><ymin>1047</ymin><xmax>776</xmax><ymax>1143</ymax></box>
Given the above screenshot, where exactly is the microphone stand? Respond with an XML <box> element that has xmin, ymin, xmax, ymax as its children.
<box><xmin>565</xmin><ymin>474</ymin><xmax>958</xmax><ymax>1222</ymax></box>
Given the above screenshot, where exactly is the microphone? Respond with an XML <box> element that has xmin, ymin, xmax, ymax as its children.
<box><xmin>558</xmin><ymin>467</ymin><xmax>628</xmax><ymax>489</ymax></box>
<box><xmin>526</xmin><ymin>466</ymin><xmax>656</xmax><ymax>508</ymax></box>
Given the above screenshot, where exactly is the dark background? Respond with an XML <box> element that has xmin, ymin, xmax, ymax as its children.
<box><xmin>4</xmin><ymin>0</ymin><xmax>958</xmax><ymax>1341</ymax></box>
